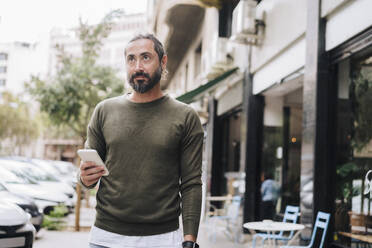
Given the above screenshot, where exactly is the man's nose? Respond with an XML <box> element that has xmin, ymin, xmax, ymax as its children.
<box><xmin>134</xmin><ymin>60</ymin><xmax>144</xmax><ymax>71</ymax></box>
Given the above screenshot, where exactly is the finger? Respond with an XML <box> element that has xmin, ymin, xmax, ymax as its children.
<box><xmin>84</xmin><ymin>173</ymin><xmax>104</xmax><ymax>184</ymax></box>
<box><xmin>80</xmin><ymin>161</ymin><xmax>92</xmax><ymax>170</ymax></box>
<box><xmin>81</xmin><ymin>166</ymin><xmax>105</xmax><ymax>176</ymax></box>
<box><xmin>80</xmin><ymin>161</ymin><xmax>98</xmax><ymax>170</ymax></box>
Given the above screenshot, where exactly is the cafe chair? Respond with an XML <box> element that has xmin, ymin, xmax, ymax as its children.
<box><xmin>252</xmin><ymin>205</ymin><xmax>300</xmax><ymax>248</ymax></box>
<box><xmin>207</xmin><ymin>196</ymin><xmax>242</xmax><ymax>243</ymax></box>
<box><xmin>280</xmin><ymin>211</ymin><xmax>330</xmax><ymax>248</ymax></box>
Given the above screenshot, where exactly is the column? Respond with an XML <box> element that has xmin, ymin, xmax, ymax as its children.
<box><xmin>241</xmin><ymin>71</ymin><xmax>264</xmax><ymax>224</ymax></box>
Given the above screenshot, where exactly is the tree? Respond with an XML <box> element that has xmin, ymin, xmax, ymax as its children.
<box><xmin>26</xmin><ymin>10</ymin><xmax>125</xmax><ymax>143</ymax></box>
<box><xmin>25</xmin><ymin>10</ymin><xmax>125</xmax><ymax>231</ymax></box>
<box><xmin>0</xmin><ymin>91</ymin><xmax>40</xmax><ymax>155</ymax></box>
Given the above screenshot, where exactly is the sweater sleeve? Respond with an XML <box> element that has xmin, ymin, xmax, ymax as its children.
<box><xmin>180</xmin><ymin>108</ymin><xmax>203</xmax><ymax>238</ymax></box>
<box><xmin>77</xmin><ymin>102</ymin><xmax>107</xmax><ymax>190</ymax></box>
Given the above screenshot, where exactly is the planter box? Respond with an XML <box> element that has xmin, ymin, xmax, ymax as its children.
<box><xmin>349</xmin><ymin>211</ymin><xmax>372</xmax><ymax>234</ymax></box>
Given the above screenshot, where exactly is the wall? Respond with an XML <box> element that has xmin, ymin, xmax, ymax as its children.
<box><xmin>249</xmin><ymin>0</ymin><xmax>307</xmax><ymax>94</ymax></box>
<box><xmin>324</xmin><ymin>0</ymin><xmax>372</xmax><ymax>51</ymax></box>
<box><xmin>264</xmin><ymin>96</ymin><xmax>283</xmax><ymax>127</ymax></box>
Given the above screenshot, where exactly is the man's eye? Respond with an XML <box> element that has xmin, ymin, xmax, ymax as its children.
<box><xmin>143</xmin><ymin>55</ymin><xmax>150</xmax><ymax>61</ymax></box>
<box><xmin>127</xmin><ymin>57</ymin><xmax>135</xmax><ymax>63</ymax></box>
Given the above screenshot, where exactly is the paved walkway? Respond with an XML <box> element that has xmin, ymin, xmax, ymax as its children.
<box><xmin>34</xmin><ymin>229</ymin><xmax>90</xmax><ymax>248</ymax></box>
<box><xmin>34</xmin><ymin>196</ymin><xmax>257</xmax><ymax>247</ymax></box>
<box><xmin>34</xmin><ymin>224</ymin><xmax>252</xmax><ymax>248</ymax></box>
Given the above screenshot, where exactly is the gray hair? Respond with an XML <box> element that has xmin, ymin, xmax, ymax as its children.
<box><xmin>127</xmin><ymin>34</ymin><xmax>165</xmax><ymax>62</ymax></box>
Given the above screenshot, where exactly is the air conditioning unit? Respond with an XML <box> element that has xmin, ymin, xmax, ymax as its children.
<box><xmin>230</xmin><ymin>0</ymin><xmax>265</xmax><ymax>45</ymax></box>
<box><xmin>236</xmin><ymin>0</ymin><xmax>257</xmax><ymax>34</ymax></box>
<box><xmin>206</xmin><ymin>37</ymin><xmax>235</xmax><ymax>80</ymax></box>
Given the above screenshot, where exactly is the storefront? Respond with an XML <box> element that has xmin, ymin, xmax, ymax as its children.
<box><xmin>241</xmin><ymin>1</ymin><xmax>372</xmax><ymax>245</ymax></box>
<box><xmin>153</xmin><ymin>0</ymin><xmax>372</xmax><ymax>245</ymax></box>
<box><xmin>328</xmin><ymin>27</ymin><xmax>372</xmax><ymax>246</ymax></box>
<box><xmin>261</xmin><ymin>74</ymin><xmax>304</xmax><ymax>214</ymax></box>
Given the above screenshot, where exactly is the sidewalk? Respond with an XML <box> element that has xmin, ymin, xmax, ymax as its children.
<box><xmin>65</xmin><ymin>200</ymin><xmax>96</xmax><ymax>231</ymax></box>
<box><xmin>35</xmin><ymin>224</ymin><xmax>252</xmax><ymax>248</ymax></box>
<box><xmin>35</xmin><ymin>196</ymin><xmax>255</xmax><ymax>247</ymax></box>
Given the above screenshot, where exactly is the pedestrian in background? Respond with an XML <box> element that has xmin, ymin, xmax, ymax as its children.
<box><xmin>260</xmin><ymin>171</ymin><xmax>280</xmax><ymax>220</ymax></box>
<box><xmin>79</xmin><ymin>34</ymin><xmax>203</xmax><ymax>248</ymax></box>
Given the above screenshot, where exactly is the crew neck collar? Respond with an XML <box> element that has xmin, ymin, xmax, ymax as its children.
<box><xmin>123</xmin><ymin>93</ymin><xmax>169</xmax><ymax>108</ymax></box>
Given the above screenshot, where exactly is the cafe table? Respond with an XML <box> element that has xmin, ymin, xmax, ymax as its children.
<box><xmin>338</xmin><ymin>231</ymin><xmax>372</xmax><ymax>244</ymax></box>
<box><xmin>244</xmin><ymin>220</ymin><xmax>305</xmax><ymax>247</ymax></box>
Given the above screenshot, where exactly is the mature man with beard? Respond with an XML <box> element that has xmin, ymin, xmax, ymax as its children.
<box><xmin>79</xmin><ymin>34</ymin><xmax>203</xmax><ymax>248</ymax></box>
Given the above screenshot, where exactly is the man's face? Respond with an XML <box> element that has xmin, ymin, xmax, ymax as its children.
<box><xmin>125</xmin><ymin>39</ymin><xmax>166</xmax><ymax>93</ymax></box>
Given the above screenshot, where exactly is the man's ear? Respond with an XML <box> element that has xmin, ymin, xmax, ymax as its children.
<box><xmin>161</xmin><ymin>54</ymin><xmax>168</xmax><ymax>70</ymax></box>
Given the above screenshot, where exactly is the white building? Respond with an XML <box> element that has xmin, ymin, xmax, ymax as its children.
<box><xmin>149</xmin><ymin>0</ymin><xmax>372</xmax><ymax>245</ymax></box>
<box><xmin>0</xmin><ymin>42</ymin><xmax>45</xmax><ymax>97</ymax></box>
<box><xmin>0</xmin><ymin>42</ymin><xmax>45</xmax><ymax>158</ymax></box>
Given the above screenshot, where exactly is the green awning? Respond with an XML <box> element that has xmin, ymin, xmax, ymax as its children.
<box><xmin>176</xmin><ymin>67</ymin><xmax>239</xmax><ymax>104</ymax></box>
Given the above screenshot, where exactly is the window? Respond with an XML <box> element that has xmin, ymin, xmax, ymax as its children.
<box><xmin>0</xmin><ymin>67</ymin><xmax>6</xmax><ymax>73</ymax></box>
<box><xmin>0</xmin><ymin>79</ymin><xmax>5</xmax><ymax>86</ymax></box>
<box><xmin>219</xmin><ymin>1</ymin><xmax>234</xmax><ymax>37</ymax></box>
<box><xmin>194</xmin><ymin>43</ymin><xmax>202</xmax><ymax>78</ymax></box>
<box><xmin>334</xmin><ymin>47</ymin><xmax>372</xmax><ymax>238</ymax></box>
<box><xmin>0</xmin><ymin>53</ymin><xmax>8</xmax><ymax>61</ymax></box>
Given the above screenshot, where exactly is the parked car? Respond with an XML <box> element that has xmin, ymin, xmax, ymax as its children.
<box><xmin>0</xmin><ymin>165</ymin><xmax>69</xmax><ymax>215</ymax></box>
<box><xmin>0</xmin><ymin>182</ymin><xmax>43</xmax><ymax>232</ymax></box>
<box><xmin>0</xmin><ymin>159</ymin><xmax>76</xmax><ymax>212</ymax></box>
<box><xmin>30</xmin><ymin>158</ymin><xmax>77</xmax><ymax>190</ymax></box>
<box><xmin>6</xmin><ymin>156</ymin><xmax>60</xmax><ymax>176</ymax></box>
<box><xmin>4</xmin><ymin>156</ymin><xmax>77</xmax><ymax>192</ymax></box>
<box><xmin>0</xmin><ymin>199</ymin><xmax>35</xmax><ymax>248</ymax></box>
<box><xmin>48</xmin><ymin>160</ymin><xmax>78</xmax><ymax>189</ymax></box>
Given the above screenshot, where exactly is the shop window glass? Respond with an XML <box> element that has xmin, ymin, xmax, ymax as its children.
<box><xmin>335</xmin><ymin>49</ymin><xmax>372</xmax><ymax>239</ymax></box>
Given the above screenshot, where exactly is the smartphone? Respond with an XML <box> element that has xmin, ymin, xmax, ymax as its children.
<box><xmin>77</xmin><ymin>149</ymin><xmax>109</xmax><ymax>176</ymax></box>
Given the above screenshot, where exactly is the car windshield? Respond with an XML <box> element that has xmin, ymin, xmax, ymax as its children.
<box><xmin>0</xmin><ymin>159</ymin><xmax>59</xmax><ymax>182</ymax></box>
<box><xmin>50</xmin><ymin>161</ymin><xmax>76</xmax><ymax>176</ymax></box>
<box><xmin>20</xmin><ymin>164</ymin><xmax>59</xmax><ymax>182</ymax></box>
<box><xmin>30</xmin><ymin>159</ymin><xmax>61</xmax><ymax>181</ymax></box>
<box><xmin>0</xmin><ymin>167</ymin><xmax>37</xmax><ymax>184</ymax></box>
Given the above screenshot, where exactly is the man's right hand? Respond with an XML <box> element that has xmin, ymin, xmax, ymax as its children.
<box><xmin>80</xmin><ymin>161</ymin><xmax>106</xmax><ymax>187</ymax></box>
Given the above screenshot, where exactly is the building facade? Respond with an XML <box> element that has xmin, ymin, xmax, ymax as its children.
<box><xmin>149</xmin><ymin>0</ymin><xmax>372</xmax><ymax>246</ymax></box>
<box><xmin>0</xmin><ymin>42</ymin><xmax>44</xmax><ymax>96</ymax></box>
<box><xmin>0</xmin><ymin>42</ymin><xmax>46</xmax><ymax>157</ymax></box>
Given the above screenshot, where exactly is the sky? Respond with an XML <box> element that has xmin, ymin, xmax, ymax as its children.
<box><xmin>0</xmin><ymin>0</ymin><xmax>147</xmax><ymax>43</ymax></box>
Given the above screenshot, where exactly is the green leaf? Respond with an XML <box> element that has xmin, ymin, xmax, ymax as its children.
<box><xmin>25</xmin><ymin>10</ymin><xmax>125</xmax><ymax>142</ymax></box>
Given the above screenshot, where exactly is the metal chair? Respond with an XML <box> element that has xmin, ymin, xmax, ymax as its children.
<box><xmin>252</xmin><ymin>205</ymin><xmax>300</xmax><ymax>247</ymax></box>
<box><xmin>280</xmin><ymin>211</ymin><xmax>331</xmax><ymax>248</ymax></box>
<box><xmin>207</xmin><ymin>195</ymin><xmax>242</xmax><ymax>243</ymax></box>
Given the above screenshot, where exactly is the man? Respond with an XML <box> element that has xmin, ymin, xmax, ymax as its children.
<box><xmin>79</xmin><ymin>34</ymin><xmax>203</xmax><ymax>248</ymax></box>
<box><xmin>260</xmin><ymin>172</ymin><xmax>280</xmax><ymax>220</ymax></box>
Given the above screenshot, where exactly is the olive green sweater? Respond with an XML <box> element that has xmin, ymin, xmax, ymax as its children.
<box><xmin>80</xmin><ymin>94</ymin><xmax>203</xmax><ymax>237</ymax></box>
